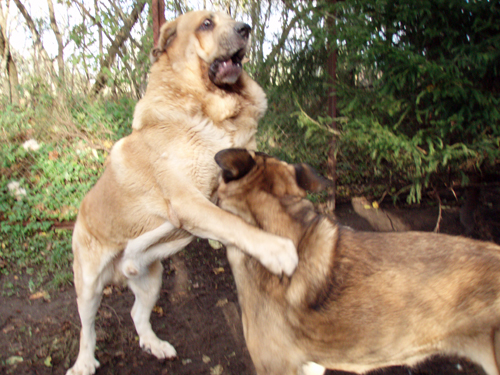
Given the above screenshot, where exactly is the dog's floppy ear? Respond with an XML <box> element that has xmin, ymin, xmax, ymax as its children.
<box><xmin>215</xmin><ymin>148</ymin><xmax>256</xmax><ymax>183</ymax></box>
<box><xmin>294</xmin><ymin>163</ymin><xmax>331</xmax><ymax>193</ymax></box>
<box><xmin>150</xmin><ymin>19</ymin><xmax>178</xmax><ymax>63</ymax></box>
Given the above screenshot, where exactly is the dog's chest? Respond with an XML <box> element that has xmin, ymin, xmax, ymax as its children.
<box><xmin>183</xmin><ymin>117</ymin><xmax>255</xmax><ymax>195</ymax></box>
<box><xmin>190</xmin><ymin>115</ymin><xmax>255</xmax><ymax>149</ymax></box>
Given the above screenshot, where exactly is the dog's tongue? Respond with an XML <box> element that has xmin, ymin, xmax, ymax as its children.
<box><xmin>214</xmin><ymin>59</ymin><xmax>242</xmax><ymax>85</ymax></box>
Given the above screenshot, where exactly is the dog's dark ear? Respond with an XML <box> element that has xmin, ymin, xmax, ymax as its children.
<box><xmin>294</xmin><ymin>163</ymin><xmax>331</xmax><ymax>193</ymax></box>
<box><xmin>150</xmin><ymin>19</ymin><xmax>178</xmax><ymax>64</ymax></box>
<box><xmin>215</xmin><ymin>149</ymin><xmax>256</xmax><ymax>183</ymax></box>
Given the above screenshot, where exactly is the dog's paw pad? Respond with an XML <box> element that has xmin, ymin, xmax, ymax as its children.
<box><xmin>122</xmin><ymin>259</ymin><xmax>139</xmax><ymax>277</ymax></box>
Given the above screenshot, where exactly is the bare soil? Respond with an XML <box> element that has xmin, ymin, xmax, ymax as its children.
<box><xmin>1</xmin><ymin>202</ymin><xmax>498</xmax><ymax>375</ymax></box>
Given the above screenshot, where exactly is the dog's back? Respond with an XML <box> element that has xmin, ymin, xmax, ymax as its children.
<box><xmin>216</xmin><ymin>148</ymin><xmax>500</xmax><ymax>375</ymax></box>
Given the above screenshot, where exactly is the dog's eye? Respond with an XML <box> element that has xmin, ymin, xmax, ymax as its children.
<box><xmin>200</xmin><ymin>18</ymin><xmax>213</xmax><ymax>31</ymax></box>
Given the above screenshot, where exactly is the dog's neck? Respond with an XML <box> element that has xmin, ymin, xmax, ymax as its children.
<box><xmin>238</xmin><ymin>196</ymin><xmax>338</xmax><ymax>302</ymax></box>
<box><xmin>253</xmin><ymin>194</ymin><xmax>334</xmax><ymax>257</ymax></box>
<box><xmin>132</xmin><ymin>55</ymin><xmax>266</xmax><ymax>130</ymax></box>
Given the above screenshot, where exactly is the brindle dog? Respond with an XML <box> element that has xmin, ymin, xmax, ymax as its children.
<box><xmin>216</xmin><ymin>148</ymin><xmax>500</xmax><ymax>375</ymax></box>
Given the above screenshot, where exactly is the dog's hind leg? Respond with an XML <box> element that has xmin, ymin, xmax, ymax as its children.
<box><xmin>122</xmin><ymin>231</ymin><xmax>193</xmax><ymax>278</ymax></box>
<box><xmin>67</xmin><ymin>261</ymin><xmax>111</xmax><ymax>375</ymax></box>
<box><xmin>128</xmin><ymin>259</ymin><xmax>177</xmax><ymax>359</ymax></box>
<box><xmin>122</xmin><ymin>222</ymin><xmax>176</xmax><ymax>277</ymax></box>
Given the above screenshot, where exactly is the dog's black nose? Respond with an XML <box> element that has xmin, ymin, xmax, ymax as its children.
<box><xmin>235</xmin><ymin>22</ymin><xmax>251</xmax><ymax>39</ymax></box>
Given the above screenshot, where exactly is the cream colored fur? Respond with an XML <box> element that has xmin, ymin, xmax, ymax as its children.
<box><xmin>67</xmin><ymin>11</ymin><xmax>297</xmax><ymax>375</ymax></box>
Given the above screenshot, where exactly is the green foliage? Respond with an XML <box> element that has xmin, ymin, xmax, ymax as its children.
<box><xmin>331</xmin><ymin>0</ymin><xmax>500</xmax><ymax>203</ymax></box>
<box><xmin>258</xmin><ymin>0</ymin><xmax>499</xmax><ymax>203</ymax></box>
<box><xmin>0</xmin><ymin>91</ymin><xmax>134</xmax><ymax>290</ymax></box>
<box><xmin>256</xmin><ymin>37</ymin><xmax>332</xmax><ymax>173</ymax></box>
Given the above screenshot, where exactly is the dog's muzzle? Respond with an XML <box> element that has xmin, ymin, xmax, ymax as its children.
<box><xmin>209</xmin><ymin>23</ymin><xmax>251</xmax><ymax>86</ymax></box>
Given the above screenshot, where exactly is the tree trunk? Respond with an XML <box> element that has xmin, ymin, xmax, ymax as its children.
<box><xmin>0</xmin><ymin>24</ymin><xmax>19</xmax><ymax>105</ymax></box>
<box><xmin>152</xmin><ymin>0</ymin><xmax>166</xmax><ymax>48</ymax></box>
<box><xmin>91</xmin><ymin>0</ymin><xmax>147</xmax><ymax>96</ymax></box>
<box><xmin>47</xmin><ymin>0</ymin><xmax>64</xmax><ymax>84</ymax></box>
<box><xmin>326</xmin><ymin>0</ymin><xmax>338</xmax><ymax>212</ymax></box>
<box><xmin>0</xmin><ymin>3</ymin><xmax>20</xmax><ymax>106</ymax></box>
<box><xmin>13</xmin><ymin>0</ymin><xmax>57</xmax><ymax>79</ymax></box>
<box><xmin>94</xmin><ymin>0</ymin><xmax>103</xmax><ymax>61</ymax></box>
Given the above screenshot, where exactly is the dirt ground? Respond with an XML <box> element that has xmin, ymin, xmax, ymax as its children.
<box><xmin>1</xmin><ymin>201</ymin><xmax>498</xmax><ymax>375</ymax></box>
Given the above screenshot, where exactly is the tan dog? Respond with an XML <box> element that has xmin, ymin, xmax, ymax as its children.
<box><xmin>67</xmin><ymin>11</ymin><xmax>298</xmax><ymax>375</ymax></box>
<box><xmin>215</xmin><ymin>148</ymin><xmax>500</xmax><ymax>375</ymax></box>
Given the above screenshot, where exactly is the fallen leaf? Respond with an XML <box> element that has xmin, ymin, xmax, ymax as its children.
<box><xmin>208</xmin><ymin>239</ymin><xmax>223</xmax><ymax>249</ymax></box>
<box><xmin>48</xmin><ymin>150</ymin><xmax>59</xmax><ymax>160</ymax></box>
<box><xmin>103</xmin><ymin>286</ymin><xmax>113</xmax><ymax>296</ymax></box>
<box><xmin>153</xmin><ymin>305</ymin><xmax>164</xmax><ymax>316</ymax></box>
<box><xmin>202</xmin><ymin>355</ymin><xmax>211</xmax><ymax>363</ymax></box>
<box><xmin>2</xmin><ymin>325</ymin><xmax>15</xmax><ymax>334</ymax></box>
<box><xmin>6</xmin><ymin>356</ymin><xmax>23</xmax><ymax>365</ymax></box>
<box><xmin>213</xmin><ymin>267</ymin><xmax>225</xmax><ymax>275</ymax></box>
<box><xmin>182</xmin><ymin>358</ymin><xmax>192</xmax><ymax>365</ymax></box>
<box><xmin>216</xmin><ymin>298</ymin><xmax>228</xmax><ymax>307</ymax></box>
<box><xmin>210</xmin><ymin>364</ymin><xmax>223</xmax><ymax>375</ymax></box>
<box><xmin>44</xmin><ymin>356</ymin><xmax>52</xmax><ymax>367</ymax></box>
<box><xmin>29</xmin><ymin>291</ymin><xmax>49</xmax><ymax>301</ymax></box>
<box><xmin>103</xmin><ymin>140</ymin><xmax>113</xmax><ymax>149</ymax></box>
<box><xmin>372</xmin><ymin>201</ymin><xmax>379</xmax><ymax>209</ymax></box>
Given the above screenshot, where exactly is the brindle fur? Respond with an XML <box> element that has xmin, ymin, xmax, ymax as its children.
<box><xmin>215</xmin><ymin>148</ymin><xmax>500</xmax><ymax>375</ymax></box>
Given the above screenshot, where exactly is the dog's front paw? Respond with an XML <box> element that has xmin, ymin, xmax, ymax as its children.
<box><xmin>260</xmin><ymin>236</ymin><xmax>298</xmax><ymax>277</ymax></box>
<box><xmin>66</xmin><ymin>357</ymin><xmax>100</xmax><ymax>375</ymax></box>
<box><xmin>140</xmin><ymin>336</ymin><xmax>177</xmax><ymax>359</ymax></box>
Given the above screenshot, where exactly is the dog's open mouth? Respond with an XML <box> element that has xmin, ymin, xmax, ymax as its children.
<box><xmin>209</xmin><ymin>48</ymin><xmax>245</xmax><ymax>86</ymax></box>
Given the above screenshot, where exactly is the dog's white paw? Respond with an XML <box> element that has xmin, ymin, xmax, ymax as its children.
<box><xmin>66</xmin><ymin>357</ymin><xmax>100</xmax><ymax>375</ymax></box>
<box><xmin>260</xmin><ymin>236</ymin><xmax>298</xmax><ymax>277</ymax></box>
<box><xmin>301</xmin><ymin>362</ymin><xmax>326</xmax><ymax>375</ymax></box>
<box><xmin>122</xmin><ymin>258</ymin><xmax>141</xmax><ymax>278</ymax></box>
<box><xmin>140</xmin><ymin>337</ymin><xmax>177</xmax><ymax>359</ymax></box>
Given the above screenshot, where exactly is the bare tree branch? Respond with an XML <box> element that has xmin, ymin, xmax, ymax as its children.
<box><xmin>47</xmin><ymin>0</ymin><xmax>64</xmax><ymax>83</ymax></box>
<box><xmin>91</xmin><ymin>0</ymin><xmax>147</xmax><ymax>95</ymax></box>
<box><xmin>108</xmin><ymin>0</ymin><xmax>127</xmax><ymax>24</ymax></box>
<box><xmin>73</xmin><ymin>0</ymin><xmax>114</xmax><ymax>45</ymax></box>
<box><xmin>94</xmin><ymin>0</ymin><xmax>103</xmax><ymax>61</ymax></box>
